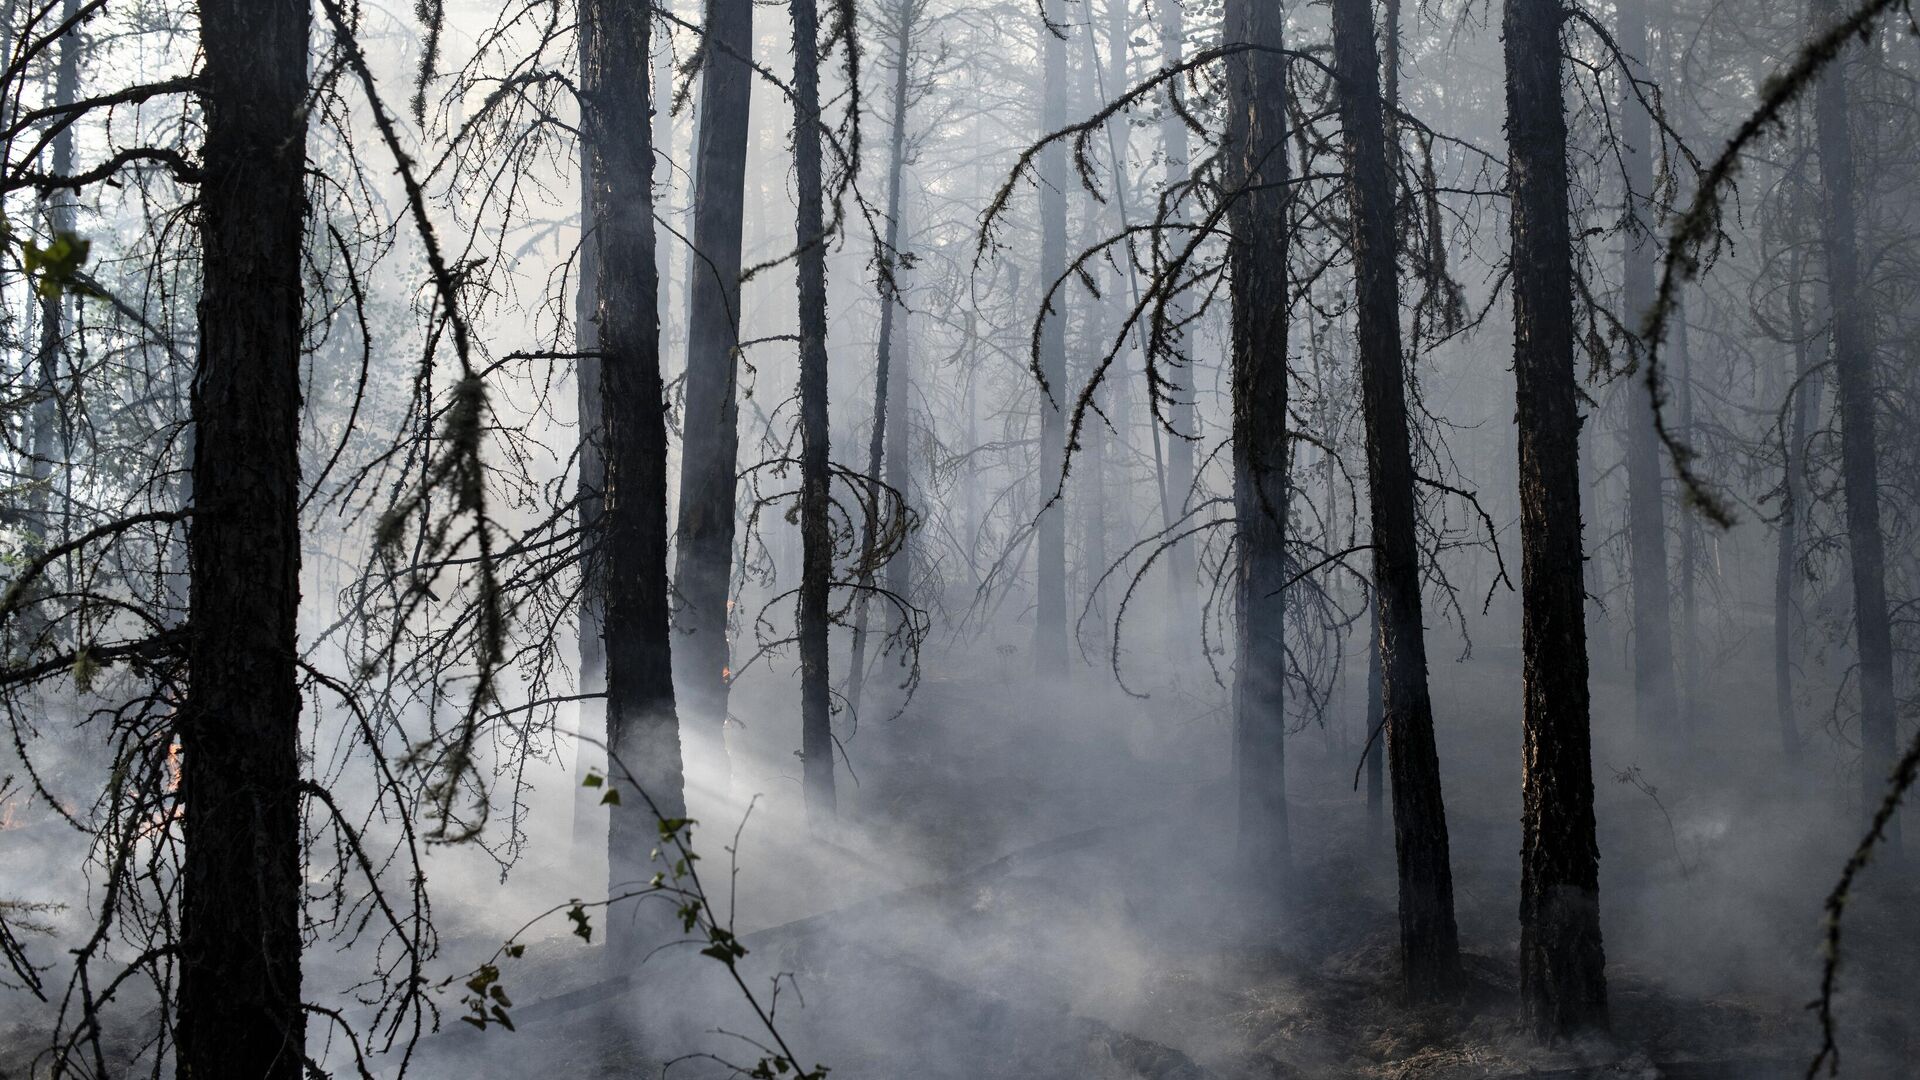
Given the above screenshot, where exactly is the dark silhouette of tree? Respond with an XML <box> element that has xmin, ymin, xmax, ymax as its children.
<box><xmin>795</xmin><ymin>0</ymin><xmax>838</xmax><ymax>820</ymax></box>
<box><xmin>1330</xmin><ymin>0</ymin><xmax>1461</xmax><ymax>999</ymax></box>
<box><xmin>1503</xmin><ymin>0</ymin><xmax>1609</xmax><ymax>1037</ymax></box>
<box><xmin>1225</xmin><ymin>0</ymin><xmax>1291</xmax><ymax>887</ymax></box>
<box><xmin>1808</xmin><ymin>0</ymin><xmax>1896</xmax><ymax>840</ymax></box>
<box><xmin>177</xmin><ymin>0</ymin><xmax>313</xmax><ymax>1073</ymax></box>
<box><xmin>672</xmin><ymin>0</ymin><xmax>756</xmax><ymax>787</ymax></box>
<box><xmin>580</xmin><ymin>0</ymin><xmax>686</xmax><ymax>952</ymax></box>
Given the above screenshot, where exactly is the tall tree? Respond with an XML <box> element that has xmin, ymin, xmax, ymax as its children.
<box><xmin>582</xmin><ymin>0</ymin><xmax>686</xmax><ymax>952</ymax></box>
<box><xmin>1809</xmin><ymin>0</ymin><xmax>1896</xmax><ymax>835</ymax></box>
<box><xmin>793</xmin><ymin>0</ymin><xmax>837</xmax><ymax>819</ymax></box>
<box><xmin>1033</xmin><ymin>0</ymin><xmax>1069</xmax><ymax>673</ymax></box>
<box><xmin>847</xmin><ymin>0</ymin><xmax>921</xmax><ymax>721</ymax></box>
<box><xmin>1502</xmin><ymin>0</ymin><xmax>1608</xmax><ymax>1036</ymax></box>
<box><xmin>1225</xmin><ymin>0</ymin><xmax>1291</xmax><ymax>885</ymax></box>
<box><xmin>1330</xmin><ymin>0</ymin><xmax>1461</xmax><ymax>998</ymax></box>
<box><xmin>1158</xmin><ymin>0</ymin><xmax>1197</xmax><ymax>648</ymax></box>
<box><xmin>672</xmin><ymin>0</ymin><xmax>755</xmax><ymax>786</ymax></box>
<box><xmin>25</xmin><ymin>0</ymin><xmax>79</xmax><ymax>557</ymax></box>
<box><xmin>178</xmin><ymin>0</ymin><xmax>312</xmax><ymax>1073</ymax></box>
<box><xmin>1617</xmin><ymin>0</ymin><xmax>1680</xmax><ymax>742</ymax></box>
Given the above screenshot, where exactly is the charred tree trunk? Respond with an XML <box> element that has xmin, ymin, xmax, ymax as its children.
<box><xmin>583</xmin><ymin>0</ymin><xmax>685</xmax><ymax>955</ymax></box>
<box><xmin>793</xmin><ymin>0</ymin><xmax>837</xmax><ymax>819</ymax></box>
<box><xmin>1331</xmin><ymin>0</ymin><xmax>1461</xmax><ymax>998</ymax></box>
<box><xmin>1225</xmin><ymin>0</ymin><xmax>1290</xmax><ymax>887</ymax></box>
<box><xmin>572</xmin><ymin>149</ymin><xmax>609</xmax><ymax>863</ymax></box>
<box><xmin>1502</xmin><ymin>0</ymin><xmax>1609</xmax><ymax>1037</ymax></box>
<box><xmin>1809</xmin><ymin>0</ymin><xmax>1895</xmax><ymax>835</ymax></box>
<box><xmin>847</xmin><ymin>1</ymin><xmax>915</xmax><ymax>722</ymax></box>
<box><xmin>671</xmin><ymin>0</ymin><xmax>753</xmax><ymax>788</ymax></box>
<box><xmin>178</xmin><ymin>0</ymin><xmax>311</xmax><ymax>1073</ymax></box>
<box><xmin>1034</xmin><ymin>0</ymin><xmax>1069</xmax><ymax>673</ymax></box>
<box><xmin>1616</xmin><ymin>0</ymin><xmax>1679</xmax><ymax>743</ymax></box>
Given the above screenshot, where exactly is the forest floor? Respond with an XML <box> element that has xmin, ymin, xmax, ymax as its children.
<box><xmin>407</xmin><ymin>637</ymin><xmax>1920</xmax><ymax>1080</ymax></box>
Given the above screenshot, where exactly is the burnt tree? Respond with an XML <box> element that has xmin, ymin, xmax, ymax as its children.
<box><xmin>1809</xmin><ymin>0</ymin><xmax>1896</xmax><ymax>834</ymax></box>
<box><xmin>793</xmin><ymin>0</ymin><xmax>837</xmax><ymax>819</ymax></box>
<box><xmin>1225</xmin><ymin>0</ymin><xmax>1291</xmax><ymax>886</ymax></box>
<box><xmin>178</xmin><ymin>0</ymin><xmax>312</xmax><ymax>1073</ymax></box>
<box><xmin>1330</xmin><ymin>0</ymin><xmax>1462</xmax><ymax>998</ymax></box>
<box><xmin>1502</xmin><ymin>0</ymin><xmax>1609</xmax><ymax>1037</ymax></box>
<box><xmin>582</xmin><ymin>0</ymin><xmax>686</xmax><ymax>952</ymax></box>
<box><xmin>672</xmin><ymin>0</ymin><xmax>755</xmax><ymax>788</ymax></box>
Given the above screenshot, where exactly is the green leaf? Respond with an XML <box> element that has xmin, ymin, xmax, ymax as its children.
<box><xmin>566</xmin><ymin>903</ymin><xmax>592</xmax><ymax>943</ymax></box>
<box><xmin>599</xmin><ymin>788</ymin><xmax>620</xmax><ymax>806</ymax></box>
<box><xmin>581</xmin><ymin>772</ymin><xmax>603</xmax><ymax>788</ymax></box>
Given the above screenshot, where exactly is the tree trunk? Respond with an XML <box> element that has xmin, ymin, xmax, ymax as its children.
<box><xmin>1502</xmin><ymin>0</ymin><xmax>1609</xmax><ymax>1037</ymax></box>
<box><xmin>847</xmin><ymin>2</ymin><xmax>915</xmax><ymax>722</ymax></box>
<box><xmin>572</xmin><ymin>144</ymin><xmax>609</xmax><ymax>866</ymax></box>
<box><xmin>178</xmin><ymin>0</ymin><xmax>311</xmax><ymax>1073</ymax></box>
<box><xmin>26</xmin><ymin>0</ymin><xmax>79</xmax><ymax>557</ymax></box>
<box><xmin>1331</xmin><ymin>0</ymin><xmax>1461</xmax><ymax>999</ymax></box>
<box><xmin>1033</xmin><ymin>0</ymin><xmax>1069</xmax><ymax>674</ymax></box>
<box><xmin>793</xmin><ymin>0</ymin><xmax>837</xmax><ymax>820</ymax></box>
<box><xmin>1809</xmin><ymin>0</ymin><xmax>1895</xmax><ymax>837</ymax></box>
<box><xmin>582</xmin><ymin>0</ymin><xmax>685</xmax><ymax>957</ymax></box>
<box><xmin>1225</xmin><ymin>0</ymin><xmax>1290</xmax><ymax>887</ymax></box>
<box><xmin>1616</xmin><ymin>0</ymin><xmax>1679</xmax><ymax>744</ymax></box>
<box><xmin>1774</xmin><ymin>256</ymin><xmax>1820</xmax><ymax>757</ymax></box>
<box><xmin>1158</xmin><ymin>0</ymin><xmax>1197</xmax><ymax>651</ymax></box>
<box><xmin>671</xmin><ymin>0</ymin><xmax>753</xmax><ymax>789</ymax></box>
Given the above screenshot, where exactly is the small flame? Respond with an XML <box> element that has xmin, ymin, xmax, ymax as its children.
<box><xmin>165</xmin><ymin>742</ymin><xmax>182</xmax><ymax>793</ymax></box>
<box><xmin>726</xmin><ymin>599</ymin><xmax>736</xmax><ymax>613</ymax></box>
<box><xmin>721</xmin><ymin>666</ymin><xmax>732</xmax><ymax>682</ymax></box>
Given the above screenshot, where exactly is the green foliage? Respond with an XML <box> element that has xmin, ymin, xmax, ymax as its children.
<box><xmin>22</xmin><ymin>231</ymin><xmax>100</xmax><ymax>298</ymax></box>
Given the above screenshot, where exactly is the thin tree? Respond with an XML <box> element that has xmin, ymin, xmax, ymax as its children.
<box><xmin>794</xmin><ymin>0</ymin><xmax>837</xmax><ymax>819</ymax></box>
<box><xmin>847</xmin><ymin>0</ymin><xmax>924</xmax><ymax>720</ymax></box>
<box><xmin>1033</xmin><ymin>0</ymin><xmax>1070</xmax><ymax>673</ymax></box>
<box><xmin>1329</xmin><ymin>0</ymin><xmax>1461</xmax><ymax>998</ymax></box>
<box><xmin>1503</xmin><ymin>0</ymin><xmax>1608</xmax><ymax>1037</ymax></box>
<box><xmin>177</xmin><ymin>0</ymin><xmax>312</xmax><ymax>1072</ymax></box>
<box><xmin>1157</xmin><ymin>0</ymin><xmax>1197</xmax><ymax>650</ymax></box>
<box><xmin>1617</xmin><ymin>0</ymin><xmax>1679</xmax><ymax>742</ymax></box>
<box><xmin>673</xmin><ymin>0</ymin><xmax>756</xmax><ymax>786</ymax></box>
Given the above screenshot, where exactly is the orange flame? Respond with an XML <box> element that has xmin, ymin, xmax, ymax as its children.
<box><xmin>721</xmin><ymin>666</ymin><xmax>732</xmax><ymax>682</ymax></box>
<box><xmin>165</xmin><ymin>742</ymin><xmax>182</xmax><ymax>793</ymax></box>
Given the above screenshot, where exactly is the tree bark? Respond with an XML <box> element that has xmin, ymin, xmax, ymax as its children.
<box><xmin>1225</xmin><ymin>0</ymin><xmax>1290</xmax><ymax>887</ymax></box>
<box><xmin>178</xmin><ymin>0</ymin><xmax>311</xmax><ymax>1073</ymax></box>
<box><xmin>1809</xmin><ymin>0</ymin><xmax>1895</xmax><ymax>837</ymax></box>
<box><xmin>671</xmin><ymin>0</ymin><xmax>754</xmax><ymax>789</ymax></box>
<box><xmin>1331</xmin><ymin>0</ymin><xmax>1461</xmax><ymax>999</ymax></box>
<box><xmin>793</xmin><ymin>0</ymin><xmax>837</xmax><ymax>820</ymax></box>
<box><xmin>572</xmin><ymin>142</ymin><xmax>608</xmax><ymax>866</ymax></box>
<box><xmin>1502</xmin><ymin>0</ymin><xmax>1609</xmax><ymax>1037</ymax></box>
<box><xmin>582</xmin><ymin>0</ymin><xmax>685</xmax><ymax>956</ymax></box>
<box><xmin>1616</xmin><ymin>0</ymin><xmax>1679</xmax><ymax>743</ymax></box>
